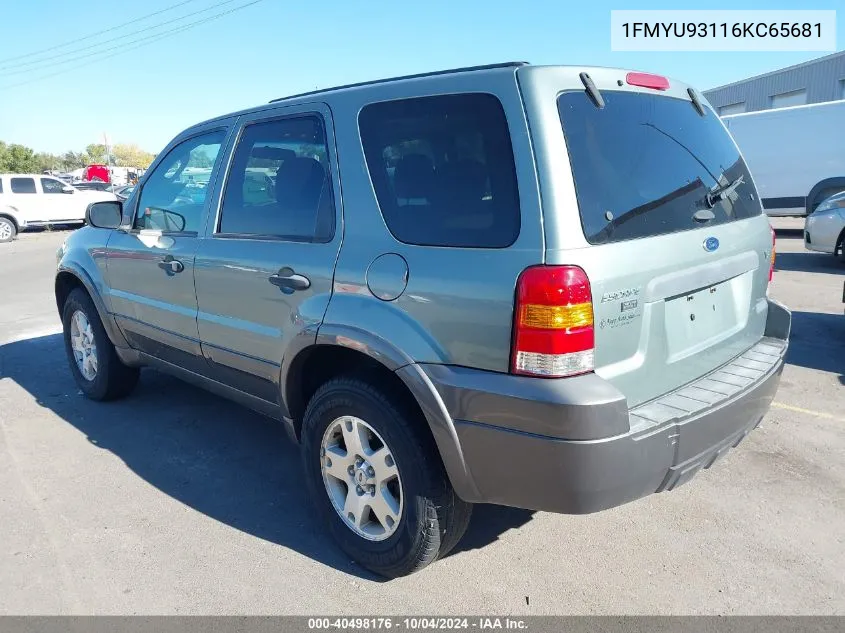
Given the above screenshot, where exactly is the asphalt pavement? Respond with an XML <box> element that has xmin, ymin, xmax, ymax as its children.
<box><xmin>0</xmin><ymin>221</ymin><xmax>843</xmax><ymax>615</ymax></box>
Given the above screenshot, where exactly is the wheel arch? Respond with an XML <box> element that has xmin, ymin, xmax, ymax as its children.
<box><xmin>0</xmin><ymin>208</ymin><xmax>20</xmax><ymax>230</ymax></box>
<box><xmin>55</xmin><ymin>265</ymin><xmax>129</xmax><ymax>349</ymax></box>
<box><xmin>282</xmin><ymin>335</ymin><xmax>481</xmax><ymax>502</ymax></box>
<box><xmin>806</xmin><ymin>177</ymin><xmax>845</xmax><ymax>215</ymax></box>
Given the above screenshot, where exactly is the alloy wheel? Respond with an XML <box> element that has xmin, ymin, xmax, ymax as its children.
<box><xmin>70</xmin><ymin>310</ymin><xmax>98</xmax><ymax>381</ymax></box>
<box><xmin>320</xmin><ymin>415</ymin><xmax>403</xmax><ymax>541</ymax></box>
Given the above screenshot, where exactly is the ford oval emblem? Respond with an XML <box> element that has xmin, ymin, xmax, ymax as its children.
<box><xmin>703</xmin><ymin>237</ymin><xmax>720</xmax><ymax>252</ymax></box>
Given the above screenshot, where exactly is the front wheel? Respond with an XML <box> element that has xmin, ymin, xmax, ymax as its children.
<box><xmin>836</xmin><ymin>230</ymin><xmax>845</xmax><ymax>263</ymax></box>
<box><xmin>62</xmin><ymin>288</ymin><xmax>139</xmax><ymax>400</ymax></box>
<box><xmin>0</xmin><ymin>217</ymin><xmax>16</xmax><ymax>242</ymax></box>
<box><xmin>301</xmin><ymin>378</ymin><xmax>472</xmax><ymax>578</ymax></box>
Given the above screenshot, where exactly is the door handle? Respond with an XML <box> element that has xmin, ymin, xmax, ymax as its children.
<box><xmin>157</xmin><ymin>256</ymin><xmax>184</xmax><ymax>274</ymax></box>
<box><xmin>269</xmin><ymin>267</ymin><xmax>311</xmax><ymax>291</ymax></box>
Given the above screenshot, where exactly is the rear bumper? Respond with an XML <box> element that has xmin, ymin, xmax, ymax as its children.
<box><xmin>418</xmin><ymin>299</ymin><xmax>790</xmax><ymax>514</ymax></box>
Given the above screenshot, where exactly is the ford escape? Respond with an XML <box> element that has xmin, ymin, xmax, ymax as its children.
<box><xmin>55</xmin><ymin>62</ymin><xmax>790</xmax><ymax>578</ymax></box>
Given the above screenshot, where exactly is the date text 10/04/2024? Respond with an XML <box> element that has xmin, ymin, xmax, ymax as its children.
<box><xmin>621</xmin><ymin>22</ymin><xmax>822</xmax><ymax>38</ymax></box>
<box><xmin>307</xmin><ymin>618</ymin><xmax>528</xmax><ymax>630</ymax></box>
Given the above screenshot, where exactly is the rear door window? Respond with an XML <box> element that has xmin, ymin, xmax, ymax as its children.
<box><xmin>10</xmin><ymin>177</ymin><xmax>36</xmax><ymax>194</ymax></box>
<box><xmin>558</xmin><ymin>91</ymin><xmax>762</xmax><ymax>245</ymax></box>
<box><xmin>218</xmin><ymin>116</ymin><xmax>334</xmax><ymax>242</ymax></box>
<box><xmin>359</xmin><ymin>93</ymin><xmax>520</xmax><ymax>248</ymax></box>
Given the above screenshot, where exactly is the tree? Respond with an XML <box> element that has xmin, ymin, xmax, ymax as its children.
<box><xmin>187</xmin><ymin>149</ymin><xmax>213</xmax><ymax>168</ymax></box>
<box><xmin>84</xmin><ymin>143</ymin><xmax>108</xmax><ymax>164</ymax></box>
<box><xmin>60</xmin><ymin>151</ymin><xmax>87</xmax><ymax>170</ymax></box>
<box><xmin>113</xmin><ymin>143</ymin><xmax>155</xmax><ymax>169</ymax></box>
<box><xmin>0</xmin><ymin>139</ymin><xmax>155</xmax><ymax>173</ymax></box>
<box><xmin>36</xmin><ymin>152</ymin><xmax>64</xmax><ymax>173</ymax></box>
<box><xmin>0</xmin><ymin>143</ymin><xmax>39</xmax><ymax>173</ymax></box>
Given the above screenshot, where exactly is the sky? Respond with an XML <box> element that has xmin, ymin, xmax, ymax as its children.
<box><xmin>0</xmin><ymin>0</ymin><xmax>841</xmax><ymax>155</ymax></box>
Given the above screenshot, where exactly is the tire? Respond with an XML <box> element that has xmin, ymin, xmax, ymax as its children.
<box><xmin>62</xmin><ymin>288</ymin><xmax>139</xmax><ymax>400</ymax></box>
<box><xmin>0</xmin><ymin>217</ymin><xmax>16</xmax><ymax>243</ymax></box>
<box><xmin>301</xmin><ymin>377</ymin><xmax>472</xmax><ymax>578</ymax></box>
<box><xmin>836</xmin><ymin>230</ymin><xmax>845</xmax><ymax>264</ymax></box>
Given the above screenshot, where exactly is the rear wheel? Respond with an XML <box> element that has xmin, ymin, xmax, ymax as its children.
<box><xmin>301</xmin><ymin>377</ymin><xmax>472</xmax><ymax>578</ymax></box>
<box><xmin>62</xmin><ymin>288</ymin><xmax>139</xmax><ymax>400</ymax></box>
<box><xmin>0</xmin><ymin>217</ymin><xmax>16</xmax><ymax>242</ymax></box>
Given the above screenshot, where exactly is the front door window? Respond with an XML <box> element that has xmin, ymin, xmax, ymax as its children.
<box><xmin>134</xmin><ymin>131</ymin><xmax>226</xmax><ymax>233</ymax></box>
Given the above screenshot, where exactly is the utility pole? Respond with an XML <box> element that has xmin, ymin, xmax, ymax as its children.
<box><xmin>104</xmin><ymin>132</ymin><xmax>114</xmax><ymax>189</ymax></box>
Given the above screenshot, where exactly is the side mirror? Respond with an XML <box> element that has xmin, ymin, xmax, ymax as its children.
<box><xmin>62</xmin><ymin>186</ymin><xmax>75</xmax><ymax>194</ymax></box>
<box><xmin>86</xmin><ymin>201</ymin><xmax>123</xmax><ymax>229</ymax></box>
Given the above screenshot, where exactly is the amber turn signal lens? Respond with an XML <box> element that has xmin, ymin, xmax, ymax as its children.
<box><xmin>519</xmin><ymin>302</ymin><xmax>593</xmax><ymax>330</ymax></box>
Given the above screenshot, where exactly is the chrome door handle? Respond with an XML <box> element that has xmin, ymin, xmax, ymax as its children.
<box><xmin>269</xmin><ymin>268</ymin><xmax>310</xmax><ymax>291</ymax></box>
<box><xmin>157</xmin><ymin>256</ymin><xmax>184</xmax><ymax>274</ymax></box>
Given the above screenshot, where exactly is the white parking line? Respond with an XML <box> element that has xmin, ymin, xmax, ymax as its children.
<box><xmin>771</xmin><ymin>401</ymin><xmax>844</xmax><ymax>422</ymax></box>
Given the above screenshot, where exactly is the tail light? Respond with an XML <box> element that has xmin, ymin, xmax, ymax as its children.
<box><xmin>511</xmin><ymin>266</ymin><xmax>594</xmax><ymax>378</ymax></box>
<box><xmin>769</xmin><ymin>226</ymin><xmax>776</xmax><ymax>282</ymax></box>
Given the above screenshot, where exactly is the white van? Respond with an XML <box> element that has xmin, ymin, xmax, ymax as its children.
<box><xmin>0</xmin><ymin>174</ymin><xmax>116</xmax><ymax>242</ymax></box>
<box><xmin>722</xmin><ymin>100</ymin><xmax>845</xmax><ymax>217</ymax></box>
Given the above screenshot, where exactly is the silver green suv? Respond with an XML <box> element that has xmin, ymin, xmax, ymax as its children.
<box><xmin>55</xmin><ymin>62</ymin><xmax>790</xmax><ymax>578</ymax></box>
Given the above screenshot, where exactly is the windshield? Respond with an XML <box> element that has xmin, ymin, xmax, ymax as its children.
<box><xmin>558</xmin><ymin>90</ymin><xmax>762</xmax><ymax>245</ymax></box>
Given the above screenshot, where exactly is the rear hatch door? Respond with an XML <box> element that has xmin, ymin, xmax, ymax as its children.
<box><xmin>532</xmin><ymin>70</ymin><xmax>773</xmax><ymax>407</ymax></box>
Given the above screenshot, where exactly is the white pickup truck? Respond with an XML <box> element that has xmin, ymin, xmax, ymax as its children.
<box><xmin>0</xmin><ymin>174</ymin><xmax>117</xmax><ymax>242</ymax></box>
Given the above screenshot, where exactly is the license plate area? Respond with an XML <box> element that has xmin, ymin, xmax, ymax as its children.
<box><xmin>664</xmin><ymin>281</ymin><xmax>739</xmax><ymax>361</ymax></box>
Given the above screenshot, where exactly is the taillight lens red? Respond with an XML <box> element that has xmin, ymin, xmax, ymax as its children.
<box><xmin>512</xmin><ymin>266</ymin><xmax>595</xmax><ymax>378</ymax></box>
<box><xmin>626</xmin><ymin>72</ymin><xmax>670</xmax><ymax>91</ymax></box>
<box><xmin>769</xmin><ymin>226</ymin><xmax>776</xmax><ymax>282</ymax></box>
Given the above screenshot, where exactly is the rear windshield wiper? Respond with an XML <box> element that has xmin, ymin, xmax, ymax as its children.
<box><xmin>579</xmin><ymin>72</ymin><xmax>605</xmax><ymax>109</ymax></box>
<box><xmin>705</xmin><ymin>175</ymin><xmax>744</xmax><ymax>208</ymax></box>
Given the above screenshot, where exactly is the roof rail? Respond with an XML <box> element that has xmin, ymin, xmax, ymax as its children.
<box><xmin>268</xmin><ymin>61</ymin><xmax>529</xmax><ymax>104</ymax></box>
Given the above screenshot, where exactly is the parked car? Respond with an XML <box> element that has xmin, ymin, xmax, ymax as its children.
<box><xmin>0</xmin><ymin>173</ymin><xmax>116</xmax><ymax>241</ymax></box>
<box><xmin>804</xmin><ymin>190</ymin><xmax>845</xmax><ymax>260</ymax></box>
<box><xmin>722</xmin><ymin>100</ymin><xmax>845</xmax><ymax>217</ymax></box>
<box><xmin>42</xmin><ymin>170</ymin><xmax>75</xmax><ymax>183</ymax></box>
<box><xmin>72</xmin><ymin>180</ymin><xmax>115</xmax><ymax>192</ymax></box>
<box><xmin>55</xmin><ymin>62</ymin><xmax>790</xmax><ymax>577</ymax></box>
<box><xmin>83</xmin><ymin>164</ymin><xmax>110</xmax><ymax>183</ymax></box>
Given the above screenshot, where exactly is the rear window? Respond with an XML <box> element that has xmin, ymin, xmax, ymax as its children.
<box><xmin>359</xmin><ymin>93</ymin><xmax>520</xmax><ymax>248</ymax></box>
<box><xmin>558</xmin><ymin>91</ymin><xmax>762</xmax><ymax>245</ymax></box>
